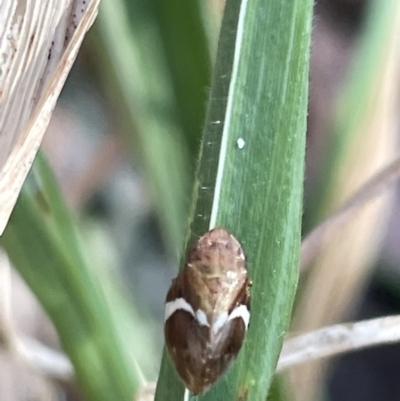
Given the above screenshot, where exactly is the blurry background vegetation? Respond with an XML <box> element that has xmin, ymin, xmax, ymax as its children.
<box><xmin>1</xmin><ymin>0</ymin><xmax>400</xmax><ymax>400</ymax></box>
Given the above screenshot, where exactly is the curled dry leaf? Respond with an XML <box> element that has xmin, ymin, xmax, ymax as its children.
<box><xmin>0</xmin><ymin>0</ymin><xmax>101</xmax><ymax>234</ymax></box>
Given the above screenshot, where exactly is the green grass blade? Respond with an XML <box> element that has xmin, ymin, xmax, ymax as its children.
<box><xmin>1</xmin><ymin>154</ymin><xmax>138</xmax><ymax>401</ymax></box>
<box><xmin>155</xmin><ymin>0</ymin><xmax>313</xmax><ymax>399</ymax></box>
<box><xmin>31</xmin><ymin>151</ymin><xmax>88</xmax><ymax>269</ymax></box>
<box><xmin>94</xmin><ymin>0</ymin><xmax>188</xmax><ymax>255</ymax></box>
<box><xmin>94</xmin><ymin>0</ymin><xmax>211</xmax><ymax>255</ymax></box>
<box><xmin>148</xmin><ymin>0</ymin><xmax>212</xmax><ymax>161</ymax></box>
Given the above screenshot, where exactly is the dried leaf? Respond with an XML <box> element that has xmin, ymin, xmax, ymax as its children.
<box><xmin>0</xmin><ymin>0</ymin><xmax>100</xmax><ymax>234</ymax></box>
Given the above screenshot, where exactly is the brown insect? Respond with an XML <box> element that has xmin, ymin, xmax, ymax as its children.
<box><xmin>164</xmin><ymin>227</ymin><xmax>251</xmax><ymax>394</ymax></box>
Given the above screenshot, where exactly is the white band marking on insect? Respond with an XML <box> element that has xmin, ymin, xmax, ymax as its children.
<box><xmin>212</xmin><ymin>305</ymin><xmax>250</xmax><ymax>335</ymax></box>
<box><xmin>213</xmin><ymin>312</ymin><xmax>229</xmax><ymax>335</ymax></box>
<box><xmin>164</xmin><ymin>298</ymin><xmax>210</xmax><ymax>327</ymax></box>
<box><xmin>228</xmin><ymin>304</ymin><xmax>250</xmax><ymax>329</ymax></box>
<box><xmin>195</xmin><ymin>309</ymin><xmax>210</xmax><ymax>327</ymax></box>
<box><xmin>164</xmin><ymin>298</ymin><xmax>195</xmax><ymax>322</ymax></box>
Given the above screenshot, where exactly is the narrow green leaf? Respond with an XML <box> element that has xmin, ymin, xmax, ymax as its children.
<box><xmin>93</xmin><ymin>0</ymin><xmax>211</xmax><ymax>255</ymax></box>
<box><xmin>156</xmin><ymin>0</ymin><xmax>313</xmax><ymax>399</ymax></box>
<box><xmin>147</xmin><ymin>0</ymin><xmax>212</xmax><ymax>161</ymax></box>
<box><xmin>93</xmin><ymin>0</ymin><xmax>188</xmax><ymax>255</ymax></box>
<box><xmin>1</xmin><ymin>154</ymin><xmax>138</xmax><ymax>401</ymax></box>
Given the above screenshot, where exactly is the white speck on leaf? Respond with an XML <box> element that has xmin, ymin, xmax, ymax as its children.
<box><xmin>237</xmin><ymin>138</ymin><xmax>245</xmax><ymax>149</ymax></box>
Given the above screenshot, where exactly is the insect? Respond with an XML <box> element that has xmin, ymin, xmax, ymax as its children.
<box><xmin>164</xmin><ymin>227</ymin><xmax>251</xmax><ymax>394</ymax></box>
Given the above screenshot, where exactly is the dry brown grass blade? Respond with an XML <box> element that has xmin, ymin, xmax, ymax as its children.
<box><xmin>301</xmin><ymin>155</ymin><xmax>400</xmax><ymax>271</ymax></box>
<box><xmin>278</xmin><ymin>316</ymin><xmax>400</xmax><ymax>372</ymax></box>
<box><xmin>15</xmin><ymin>335</ymin><xmax>74</xmax><ymax>383</ymax></box>
<box><xmin>0</xmin><ymin>250</ymin><xmax>13</xmax><ymax>348</ymax></box>
<box><xmin>288</xmin><ymin>3</ymin><xmax>400</xmax><ymax>399</ymax></box>
<box><xmin>0</xmin><ymin>0</ymin><xmax>101</xmax><ymax>235</ymax></box>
